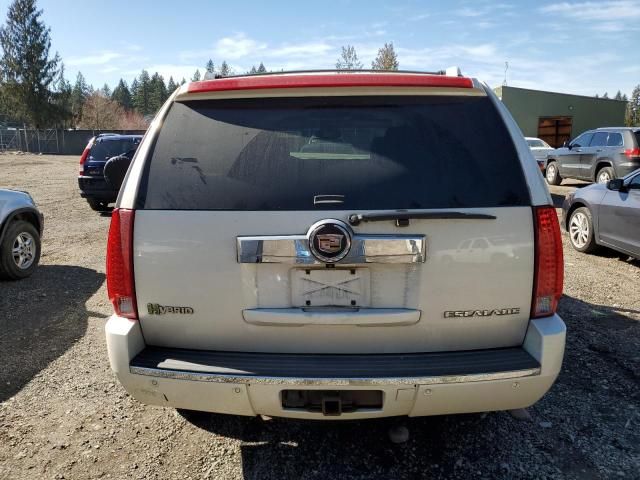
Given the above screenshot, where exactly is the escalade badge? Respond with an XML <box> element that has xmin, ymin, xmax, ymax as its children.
<box><xmin>308</xmin><ymin>219</ymin><xmax>352</xmax><ymax>263</ymax></box>
<box><xmin>444</xmin><ymin>308</ymin><xmax>520</xmax><ymax>318</ymax></box>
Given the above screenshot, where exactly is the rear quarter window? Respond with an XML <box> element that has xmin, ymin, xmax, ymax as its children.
<box><xmin>138</xmin><ymin>95</ymin><xmax>530</xmax><ymax>210</ymax></box>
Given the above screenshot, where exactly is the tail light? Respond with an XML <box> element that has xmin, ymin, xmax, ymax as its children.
<box><xmin>624</xmin><ymin>147</ymin><xmax>640</xmax><ymax>159</ymax></box>
<box><xmin>531</xmin><ymin>206</ymin><xmax>564</xmax><ymax>318</ymax></box>
<box><xmin>79</xmin><ymin>138</ymin><xmax>94</xmax><ymax>175</ymax></box>
<box><xmin>106</xmin><ymin>208</ymin><xmax>138</xmax><ymax>319</ymax></box>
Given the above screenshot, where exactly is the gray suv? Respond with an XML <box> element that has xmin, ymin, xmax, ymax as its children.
<box><xmin>545</xmin><ymin>127</ymin><xmax>640</xmax><ymax>185</ymax></box>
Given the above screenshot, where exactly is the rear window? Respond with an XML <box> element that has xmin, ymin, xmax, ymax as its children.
<box><xmin>527</xmin><ymin>139</ymin><xmax>545</xmax><ymax>148</ymax></box>
<box><xmin>634</xmin><ymin>131</ymin><xmax>640</xmax><ymax>147</ymax></box>
<box><xmin>90</xmin><ymin>138</ymin><xmax>140</xmax><ymax>161</ymax></box>
<box><xmin>138</xmin><ymin>96</ymin><xmax>530</xmax><ymax>210</ymax></box>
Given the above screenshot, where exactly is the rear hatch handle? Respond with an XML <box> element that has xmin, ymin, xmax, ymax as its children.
<box><xmin>348</xmin><ymin>211</ymin><xmax>497</xmax><ymax>227</ymax></box>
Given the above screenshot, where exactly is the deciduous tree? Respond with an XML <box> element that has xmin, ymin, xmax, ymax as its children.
<box><xmin>336</xmin><ymin>45</ymin><xmax>363</xmax><ymax>70</ymax></box>
<box><xmin>371</xmin><ymin>43</ymin><xmax>399</xmax><ymax>71</ymax></box>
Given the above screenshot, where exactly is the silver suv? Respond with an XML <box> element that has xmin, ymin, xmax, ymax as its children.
<box><xmin>545</xmin><ymin>127</ymin><xmax>640</xmax><ymax>185</ymax></box>
<box><xmin>105</xmin><ymin>71</ymin><xmax>566</xmax><ymax>419</ymax></box>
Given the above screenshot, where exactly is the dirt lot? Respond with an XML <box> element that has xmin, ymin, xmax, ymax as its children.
<box><xmin>1</xmin><ymin>154</ymin><xmax>639</xmax><ymax>480</ymax></box>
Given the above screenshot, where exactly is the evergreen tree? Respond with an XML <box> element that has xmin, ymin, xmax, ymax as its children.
<box><xmin>206</xmin><ymin>59</ymin><xmax>215</xmax><ymax>73</ymax></box>
<box><xmin>626</xmin><ymin>84</ymin><xmax>640</xmax><ymax>127</ymax></box>
<box><xmin>70</xmin><ymin>72</ymin><xmax>89</xmax><ymax>122</ymax></box>
<box><xmin>132</xmin><ymin>69</ymin><xmax>151</xmax><ymax>115</ymax></box>
<box><xmin>622</xmin><ymin>93</ymin><xmax>628</xmax><ymax>101</ymax></box>
<box><xmin>249</xmin><ymin>65</ymin><xmax>257</xmax><ymax>74</ymax></box>
<box><xmin>614</xmin><ymin>90</ymin><xmax>623</xmax><ymax>100</ymax></box>
<box><xmin>100</xmin><ymin>83</ymin><xmax>111</xmax><ymax>97</ymax></box>
<box><xmin>257</xmin><ymin>62</ymin><xmax>267</xmax><ymax>73</ymax></box>
<box><xmin>371</xmin><ymin>43</ymin><xmax>399</xmax><ymax>70</ymax></box>
<box><xmin>167</xmin><ymin>76</ymin><xmax>178</xmax><ymax>93</ymax></box>
<box><xmin>148</xmin><ymin>72</ymin><xmax>167</xmax><ymax>112</ymax></box>
<box><xmin>602</xmin><ymin>92</ymin><xmax>609</xmax><ymax>99</ymax></box>
<box><xmin>111</xmin><ymin>79</ymin><xmax>132</xmax><ymax>110</ymax></box>
<box><xmin>219</xmin><ymin>61</ymin><xmax>231</xmax><ymax>77</ymax></box>
<box><xmin>180</xmin><ymin>78</ymin><xmax>186</xmax><ymax>85</ymax></box>
<box><xmin>191</xmin><ymin>69</ymin><xmax>201</xmax><ymax>81</ymax></box>
<box><xmin>336</xmin><ymin>45</ymin><xmax>363</xmax><ymax>70</ymax></box>
<box><xmin>52</xmin><ymin>61</ymin><xmax>72</xmax><ymax>127</ymax></box>
<box><xmin>0</xmin><ymin>0</ymin><xmax>62</xmax><ymax>126</ymax></box>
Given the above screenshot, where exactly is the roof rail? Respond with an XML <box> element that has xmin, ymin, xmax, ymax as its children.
<box><xmin>203</xmin><ymin>68</ymin><xmax>461</xmax><ymax>80</ymax></box>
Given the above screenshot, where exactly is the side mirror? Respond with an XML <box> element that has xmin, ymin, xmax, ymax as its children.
<box><xmin>607</xmin><ymin>179</ymin><xmax>625</xmax><ymax>191</ymax></box>
<box><xmin>562</xmin><ymin>140</ymin><xmax>570</xmax><ymax>149</ymax></box>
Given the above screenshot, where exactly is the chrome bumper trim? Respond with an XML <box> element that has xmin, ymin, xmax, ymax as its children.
<box><xmin>129</xmin><ymin>366</ymin><xmax>541</xmax><ymax>386</ymax></box>
<box><xmin>237</xmin><ymin>233</ymin><xmax>426</xmax><ymax>264</ymax></box>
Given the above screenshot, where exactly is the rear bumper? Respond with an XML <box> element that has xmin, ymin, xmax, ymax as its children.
<box><xmin>77</xmin><ymin>176</ymin><xmax>117</xmax><ymax>201</ymax></box>
<box><xmin>105</xmin><ymin>315</ymin><xmax>566</xmax><ymax>419</ymax></box>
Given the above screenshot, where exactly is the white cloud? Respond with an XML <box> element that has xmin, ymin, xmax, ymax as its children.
<box><xmin>213</xmin><ymin>33</ymin><xmax>267</xmax><ymax>60</ymax></box>
<box><xmin>67</xmin><ymin>51</ymin><xmax>122</xmax><ymax>66</ymax></box>
<box><xmin>540</xmin><ymin>1</ymin><xmax>640</xmax><ymax>20</ymax></box>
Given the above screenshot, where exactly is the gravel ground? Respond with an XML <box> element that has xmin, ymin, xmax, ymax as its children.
<box><xmin>0</xmin><ymin>154</ymin><xmax>639</xmax><ymax>480</ymax></box>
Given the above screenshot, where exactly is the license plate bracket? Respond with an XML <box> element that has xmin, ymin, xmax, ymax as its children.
<box><xmin>291</xmin><ymin>268</ymin><xmax>371</xmax><ymax>307</ymax></box>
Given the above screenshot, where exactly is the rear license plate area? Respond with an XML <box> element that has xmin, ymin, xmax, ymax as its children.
<box><xmin>291</xmin><ymin>268</ymin><xmax>370</xmax><ymax>307</ymax></box>
<box><xmin>281</xmin><ymin>390</ymin><xmax>383</xmax><ymax>415</ymax></box>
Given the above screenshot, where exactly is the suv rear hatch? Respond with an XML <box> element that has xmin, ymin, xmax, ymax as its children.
<box><xmin>129</xmin><ymin>80</ymin><xmax>538</xmax><ymax>354</ymax></box>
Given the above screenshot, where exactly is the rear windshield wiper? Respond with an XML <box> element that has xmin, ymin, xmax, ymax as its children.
<box><xmin>348</xmin><ymin>211</ymin><xmax>497</xmax><ymax>227</ymax></box>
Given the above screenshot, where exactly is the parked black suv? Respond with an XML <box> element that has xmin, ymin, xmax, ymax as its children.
<box><xmin>545</xmin><ymin>127</ymin><xmax>640</xmax><ymax>185</ymax></box>
<box><xmin>78</xmin><ymin>134</ymin><xmax>142</xmax><ymax>211</ymax></box>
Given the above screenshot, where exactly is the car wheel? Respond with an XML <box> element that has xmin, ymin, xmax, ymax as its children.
<box><xmin>568</xmin><ymin>207</ymin><xmax>597</xmax><ymax>253</ymax></box>
<box><xmin>0</xmin><ymin>220</ymin><xmax>41</xmax><ymax>280</ymax></box>
<box><xmin>87</xmin><ymin>199</ymin><xmax>109</xmax><ymax>212</ymax></box>
<box><xmin>545</xmin><ymin>162</ymin><xmax>562</xmax><ymax>185</ymax></box>
<box><xmin>596</xmin><ymin>166</ymin><xmax>614</xmax><ymax>184</ymax></box>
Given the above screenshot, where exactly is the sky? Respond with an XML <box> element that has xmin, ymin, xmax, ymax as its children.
<box><xmin>3</xmin><ymin>0</ymin><xmax>639</xmax><ymax>96</ymax></box>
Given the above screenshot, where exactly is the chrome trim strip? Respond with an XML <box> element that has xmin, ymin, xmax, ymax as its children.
<box><xmin>129</xmin><ymin>366</ymin><xmax>541</xmax><ymax>386</ymax></box>
<box><xmin>237</xmin><ymin>233</ymin><xmax>426</xmax><ymax>264</ymax></box>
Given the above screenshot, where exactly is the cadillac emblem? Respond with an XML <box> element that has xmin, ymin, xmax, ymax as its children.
<box><xmin>308</xmin><ymin>219</ymin><xmax>352</xmax><ymax>263</ymax></box>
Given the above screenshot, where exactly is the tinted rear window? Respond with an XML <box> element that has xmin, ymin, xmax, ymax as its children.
<box><xmin>90</xmin><ymin>138</ymin><xmax>140</xmax><ymax>161</ymax></box>
<box><xmin>139</xmin><ymin>96</ymin><xmax>529</xmax><ymax>210</ymax></box>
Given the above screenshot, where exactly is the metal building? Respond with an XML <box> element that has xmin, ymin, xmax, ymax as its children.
<box><xmin>494</xmin><ymin>86</ymin><xmax>627</xmax><ymax>147</ymax></box>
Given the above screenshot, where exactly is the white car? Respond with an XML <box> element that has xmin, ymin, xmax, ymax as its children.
<box><xmin>526</xmin><ymin>137</ymin><xmax>554</xmax><ymax>172</ymax></box>
<box><xmin>105</xmin><ymin>71</ymin><xmax>566</xmax><ymax>420</ymax></box>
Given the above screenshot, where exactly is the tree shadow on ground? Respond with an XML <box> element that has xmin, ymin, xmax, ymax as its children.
<box><xmin>0</xmin><ymin>265</ymin><xmax>105</xmax><ymax>402</ymax></box>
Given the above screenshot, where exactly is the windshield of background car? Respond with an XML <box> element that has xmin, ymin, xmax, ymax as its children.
<box><xmin>138</xmin><ymin>95</ymin><xmax>530</xmax><ymax>210</ymax></box>
<box><xmin>90</xmin><ymin>138</ymin><xmax>140</xmax><ymax>161</ymax></box>
<box><xmin>527</xmin><ymin>139</ymin><xmax>545</xmax><ymax>148</ymax></box>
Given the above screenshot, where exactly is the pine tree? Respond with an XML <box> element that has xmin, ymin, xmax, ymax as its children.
<box><xmin>602</xmin><ymin>92</ymin><xmax>609</xmax><ymax>99</ymax></box>
<box><xmin>191</xmin><ymin>69</ymin><xmax>201</xmax><ymax>81</ymax></box>
<box><xmin>167</xmin><ymin>76</ymin><xmax>178</xmax><ymax>93</ymax></box>
<box><xmin>626</xmin><ymin>84</ymin><xmax>640</xmax><ymax>127</ymax></box>
<box><xmin>52</xmin><ymin>62</ymin><xmax>72</xmax><ymax>127</ymax></box>
<box><xmin>148</xmin><ymin>72</ymin><xmax>167</xmax><ymax>112</ymax></box>
<box><xmin>0</xmin><ymin>0</ymin><xmax>62</xmax><ymax>126</ymax></box>
<box><xmin>249</xmin><ymin>65</ymin><xmax>257</xmax><ymax>74</ymax></box>
<box><xmin>100</xmin><ymin>83</ymin><xmax>111</xmax><ymax>97</ymax></box>
<box><xmin>219</xmin><ymin>61</ymin><xmax>231</xmax><ymax>77</ymax></box>
<box><xmin>336</xmin><ymin>45</ymin><xmax>363</xmax><ymax>70</ymax></box>
<box><xmin>70</xmin><ymin>72</ymin><xmax>89</xmax><ymax>123</ymax></box>
<box><xmin>257</xmin><ymin>62</ymin><xmax>267</xmax><ymax>73</ymax></box>
<box><xmin>180</xmin><ymin>78</ymin><xmax>186</xmax><ymax>85</ymax></box>
<box><xmin>622</xmin><ymin>94</ymin><xmax>628</xmax><ymax>101</ymax></box>
<box><xmin>614</xmin><ymin>90</ymin><xmax>623</xmax><ymax>100</ymax></box>
<box><xmin>111</xmin><ymin>79</ymin><xmax>132</xmax><ymax>110</ymax></box>
<box><xmin>206</xmin><ymin>59</ymin><xmax>215</xmax><ymax>73</ymax></box>
<box><xmin>371</xmin><ymin>43</ymin><xmax>399</xmax><ymax>71</ymax></box>
<box><xmin>132</xmin><ymin>69</ymin><xmax>151</xmax><ymax>115</ymax></box>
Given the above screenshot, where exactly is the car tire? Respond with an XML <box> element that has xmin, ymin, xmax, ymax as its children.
<box><xmin>545</xmin><ymin>161</ymin><xmax>562</xmax><ymax>185</ymax></box>
<box><xmin>596</xmin><ymin>166</ymin><xmax>614</xmax><ymax>184</ymax></box>
<box><xmin>568</xmin><ymin>207</ymin><xmax>597</xmax><ymax>254</ymax></box>
<box><xmin>0</xmin><ymin>220</ymin><xmax>41</xmax><ymax>280</ymax></box>
<box><xmin>87</xmin><ymin>199</ymin><xmax>109</xmax><ymax>212</ymax></box>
